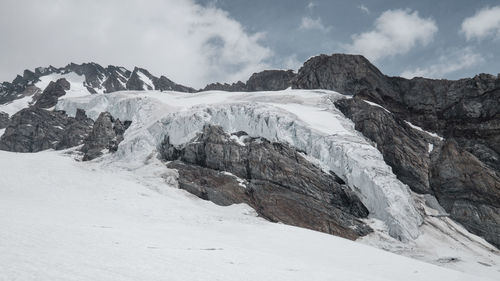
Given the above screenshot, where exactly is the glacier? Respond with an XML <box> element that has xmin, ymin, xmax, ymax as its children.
<box><xmin>49</xmin><ymin>88</ymin><xmax>500</xmax><ymax>277</ymax></box>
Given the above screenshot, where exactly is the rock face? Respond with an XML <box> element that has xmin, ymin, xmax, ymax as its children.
<box><xmin>336</xmin><ymin>96</ymin><xmax>440</xmax><ymax>194</ymax></box>
<box><xmin>430</xmin><ymin>140</ymin><xmax>500</xmax><ymax>248</ymax></box>
<box><xmin>201</xmin><ymin>70</ymin><xmax>295</xmax><ymax>92</ymax></box>
<box><xmin>81</xmin><ymin>112</ymin><xmax>130</xmax><ymax>161</ymax></box>
<box><xmin>293</xmin><ymin>54</ymin><xmax>389</xmax><ymax>95</ymax></box>
<box><xmin>314</xmin><ymin>54</ymin><xmax>500</xmax><ymax>248</ymax></box>
<box><xmin>160</xmin><ymin>124</ymin><xmax>372</xmax><ymax>240</ymax></box>
<box><xmin>0</xmin><ymin>107</ymin><xmax>93</xmax><ymax>152</ymax></box>
<box><xmin>245</xmin><ymin>70</ymin><xmax>296</xmax><ymax>91</ymax></box>
<box><xmin>0</xmin><ymin>111</ymin><xmax>8</xmax><ymax>129</ymax></box>
<box><xmin>34</xmin><ymin>78</ymin><xmax>70</xmax><ymax>108</ymax></box>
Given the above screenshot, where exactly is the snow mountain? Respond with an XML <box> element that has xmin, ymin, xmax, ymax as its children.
<box><xmin>0</xmin><ymin>54</ymin><xmax>499</xmax><ymax>280</ymax></box>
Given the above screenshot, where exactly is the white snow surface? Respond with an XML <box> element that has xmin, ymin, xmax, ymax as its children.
<box><xmin>0</xmin><ymin>149</ymin><xmax>495</xmax><ymax>281</ymax></box>
<box><xmin>404</xmin><ymin>120</ymin><xmax>444</xmax><ymax>141</ymax></box>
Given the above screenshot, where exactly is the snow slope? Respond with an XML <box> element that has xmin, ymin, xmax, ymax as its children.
<box><xmin>0</xmin><ymin>150</ymin><xmax>492</xmax><ymax>281</ymax></box>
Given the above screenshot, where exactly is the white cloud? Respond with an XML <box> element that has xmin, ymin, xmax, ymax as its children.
<box><xmin>358</xmin><ymin>5</ymin><xmax>370</xmax><ymax>14</ymax></box>
<box><xmin>0</xmin><ymin>0</ymin><xmax>272</xmax><ymax>88</ymax></box>
<box><xmin>401</xmin><ymin>47</ymin><xmax>484</xmax><ymax>79</ymax></box>
<box><xmin>347</xmin><ymin>9</ymin><xmax>438</xmax><ymax>61</ymax></box>
<box><xmin>307</xmin><ymin>2</ymin><xmax>316</xmax><ymax>11</ymax></box>
<box><xmin>299</xmin><ymin>16</ymin><xmax>332</xmax><ymax>32</ymax></box>
<box><xmin>282</xmin><ymin>54</ymin><xmax>302</xmax><ymax>71</ymax></box>
<box><xmin>461</xmin><ymin>6</ymin><xmax>500</xmax><ymax>41</ymax></box>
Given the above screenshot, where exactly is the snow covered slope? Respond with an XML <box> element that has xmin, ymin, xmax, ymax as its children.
<box><xmin>55</xmin><ymin>89</ymin><xmax>500</xmax><ymax>278</ymax></box>
<box><xmin>0</xmin><ymin>150</ymin><xmax>492</xmax><ymax>281</ymax></box>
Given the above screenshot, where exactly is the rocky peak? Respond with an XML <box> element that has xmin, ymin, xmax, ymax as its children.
<box><xmin>292</xmin><ymin>54</ymin><xmax>390</xmax><ymax>95</ymax></box>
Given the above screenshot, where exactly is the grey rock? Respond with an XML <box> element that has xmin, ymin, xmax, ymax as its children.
<box><xmin>0</xmin><ymin>111</ymin><xmax>8</xmax><ymax>129</ymax></box>
<box><xmin>200</xmin><ymin>70</ymin><xmax>295</xmax><ymax>92</ymax></box>
<box><xmin>246</xmin><ymin>70</ymin><xmax>296</xmax><ymax>91</ymax></box>
<box><xmin>34</xmin><ymin>78</ymin><xmax>70</xmax><ymax>108</ymax></box>
<box><xmin>0</xmin><ymin>107</ymin><xmax>93</xmax><ymax>152</ymax></box>
<box><xmin>154</xmin><ymin>76</ymin><xmax>196</xmax><ymax>93</ymax></box>
<box><xmin>201</xmin><ymin>81</ymin><xmax>247</xmax><ymax>92</ymax></box>
<box><xmin>430</xmin><ymin>139</ymin><xmax>500</xmax><ymax>248</ymax></box>
<box><xmin>335</xmin><ymin>96</ymin><xmax>438</xmax><ymax>194</ymax></box>
<box><xmin>161</xmin><ymin>124</ymin><xmax>372</xmax><ymax>240</ymax></box>
<box><xmin>126</xmin><ymin>67</ymin><xmax>155</xmax><ymax>91</ymax></box>
<box><xmin>81</xmin><ymin>112</ymin><xmax>130</xmax><ymax>161</ymax></box>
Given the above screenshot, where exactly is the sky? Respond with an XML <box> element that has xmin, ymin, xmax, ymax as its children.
<box><xmin>1</xmin><ymin>0</ymin><xmax>499</xmax><ymax>88</ymax></box>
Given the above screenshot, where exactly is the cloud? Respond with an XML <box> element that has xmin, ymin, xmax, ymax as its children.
<box><xmin>401</xmin><ymin>47</ymin><xmax>484</xmax><ymax>78</ymax></box>
<box><xmin>461</xmin><ymin>6</ymin><xmax>500</xmax><ymax>41</ymax></box>
<box><xmin>307</xmin><ymin>2</ymin><xmax>316</xmax><ymax>11</ymax></box>
<box><xmin>347</xmin><ymin>9</ymin><xmax>438</xmax><ymax>61</ymax></box>
<box><xmin>0</xmin><ymin>0</ymin><xmax>272</xmax><ymax>88</ymax></box>
<box><xmin>282</xmin><ymin>54</ymin><xmax>302</xmax><ymax>71</ymax></box>
<box><xmin>299</xmin><ymin>16</ymin><xmax>332</xmax><ymax>32</ymax></box>
<box><xmin>358</xmin><ymin>4</ymin><xmax>370</xmax><ymax>14</ymax></box>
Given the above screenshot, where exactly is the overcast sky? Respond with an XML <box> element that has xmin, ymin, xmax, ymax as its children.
<box><xmin>1</xmin><ymin>0</ymin><xmax>499</xmax><ymax>88</ymax></box>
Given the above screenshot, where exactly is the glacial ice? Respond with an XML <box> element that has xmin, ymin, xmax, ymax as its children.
<box><xmin>57</xmin><ymin>89</ymin><xmax>423</xmax><ymax>241</ymax></box>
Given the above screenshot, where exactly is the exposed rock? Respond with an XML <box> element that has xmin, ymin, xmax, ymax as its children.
<box><xmin>201</xmin><ymin>81</ymin><xmax>247</xmax><ymax>92</ymax></box>
<box><xmin>154</xmin><ymin>76</ymin><xmax>196</xmax><ymax>93</ymax></box>
<box><xmin>0</xmin><ymin>107</ymin><xmax>93</xmax><ymax>152</ymax></box>
<box><xmin>57</xmin><ymin>109</ymin><xmax>94</xmax><ymax>150</ymax></box>
<box><xmin>126</xmin><ymin>67</ymin><xmax>155</xmax><ymax>91</ymax></box>
<box><xmin>430</xmin><ymin>140</ymin><xmax>500</xmax><ymax>248</ymax></box>
<box><xmin>0</xmin><ymin>111</ymin><xmax>8</xmax><ymax>129</ymax></box>
<box><xmin>246</xmin><ymin>70</ymin><xmax>296</xmax><ymax>91</ymax></box>
<box><xmin>81</xmin><ymin>112</ymin><xmax>130</xmax><ymax>161</ymax></box>
<box><xmin>293</xmin><ymin>54</ymin><xmax>390</xmax><ymax>95</ymax></box>
<box><xmin>160</xmin><ymin>124</ymin><xmax>372</xmax><ymax>240</ymax></box>
<box><xmin>200</xmin><ymin>70</ymin><xmax>295</xmax><ymax>92</ymax></box>
<box><xmin>34</xmin><ymin>78</ymin><xmax>70</xmax><ymax>108</ymax></box>
<box><xmin>335</xmin><ymin>96</ymin><xmax>439</xmax><ymax>194</ymax></box>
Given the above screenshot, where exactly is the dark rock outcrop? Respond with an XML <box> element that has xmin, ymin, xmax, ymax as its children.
<box><xmin>0</xmin><ymin>111</ymin><xmax>8</xmax><ymax>129</ymax></box>
<box><xmin>160</xmin><ymin>124</ymin><xmax>372</xmax><ymax>240</ymax></box>
<box><xmin>80</xmin><ymin>112</ymin><xmax>130</xmax><ymax>161</ymax></box>
<box><xmin>34</xmin><ymin>78</ymin><xmax>70</xmax><ymax>108</ymax></box>
<box><xmin>202</xmin><ymin>81</ymin><xmax>247</xmax><ymax>92</ymax></box>
<box><xmin>0</xmin><ymin>107</ymin><xmax>93</xmax><ymax>152</ymax></box>
<box><xmin>245</xmin><ymin>70</ymin><xmax>296</xmax><ymax>91</ymax></box>
<box><xmin>430</xmin><ymin>140</ymin><xmax>500</xmax><ymax>248</ymax></box>
<box><xmin>336</xmin><ymin>96</ymin><xmax>440</xmax><ymax>194</ymax></box>
<box><xmin>126</xmin><ymin>67</ymin><xmax>155</xmax><ymax>91</ymax></box>
<box><xmin>201</xmin><ymin>70</ymin><xmax>295</xmax><ymax>92</ymax></box>
<box><xmin>154</xmin><ymin>76</ymin><xmax>196</xmax><ymax>93</ymax></box>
